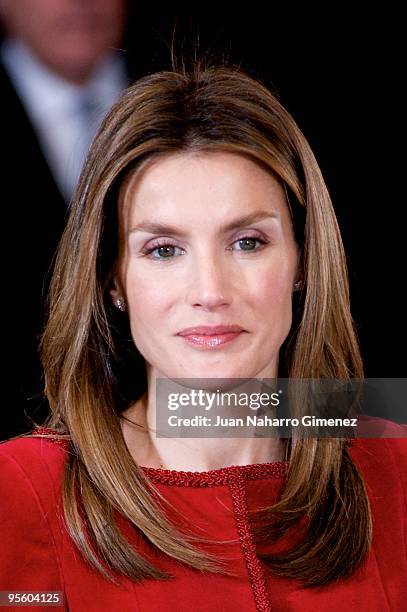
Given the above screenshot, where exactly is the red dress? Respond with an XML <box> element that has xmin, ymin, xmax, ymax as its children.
<box><xmin>0</xmin><ymin>424</ymin><xmax>406</xmax><ymax>611</ymax></box>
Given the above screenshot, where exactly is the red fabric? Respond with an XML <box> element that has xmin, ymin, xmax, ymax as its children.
<box><xmin>0</xmin><ymin>425</ymin><xmax>406</xmax><ymax>611</ymax></box>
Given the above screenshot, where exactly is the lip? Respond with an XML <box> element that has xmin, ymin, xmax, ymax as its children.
<box><xmin>176</xmin><ymin>325</ymin><xmax>246</xmax><ymax>350</ymax></box>
<box><xmin>177</xmin><ymin>325</ymin><xmax>244</xmax><ymax>336</ymax></box>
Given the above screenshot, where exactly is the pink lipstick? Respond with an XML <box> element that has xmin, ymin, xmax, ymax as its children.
<box><xmin>177</xmin><ymin>325</ymin><xmax>245</xmax><ymax>349</ymax></box>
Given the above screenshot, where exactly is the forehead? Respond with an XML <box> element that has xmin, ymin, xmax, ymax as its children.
<box><xmin>119</xmin><ymin>151</ymin><xmax>289</xmax><ymax>228</ymax></box>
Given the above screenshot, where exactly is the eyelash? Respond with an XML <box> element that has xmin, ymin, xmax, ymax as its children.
<box><xmin>141</xmin><ymin>234</ymin><xmax>269</xmax><ymax>260</ymax></box>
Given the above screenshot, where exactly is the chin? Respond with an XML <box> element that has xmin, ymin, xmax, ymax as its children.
<box><xmin>174</xmin><ymin>366</ymin><xmax>257</xmax><ymax>383</ymax></box>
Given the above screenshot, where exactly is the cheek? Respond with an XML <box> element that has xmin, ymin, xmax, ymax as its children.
<box><xmin>125</xmin><ymin>268</ymin><xmax>174</xmax><ymax>328</ymax></box>
<box><xmin>124</xmin><ymin>270</ymin><xmax>175</xmax><ymax>363</ymax></box>
<box><xmin>250</xmin><ymin>263</ymin><xmax>293</xmax><ymax>308</ymax></box>
<box><xmin>247</xmin><ymin>262</ymin><xmax>294</xmax><ymax>341</ymax></box>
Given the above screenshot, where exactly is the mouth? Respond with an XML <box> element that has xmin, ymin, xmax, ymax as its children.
<box><xmin>176</xmin><ymin>325</ymin><xmax>246</xmax><ymax>350</ymax></box>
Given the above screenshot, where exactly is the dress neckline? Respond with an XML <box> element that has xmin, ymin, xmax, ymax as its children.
<box><xmin>141</xmin><ymin>461</ymin><xmax>288</xmax><ymax>486</ymax></box>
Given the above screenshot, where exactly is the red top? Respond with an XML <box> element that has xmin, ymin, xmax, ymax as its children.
<box><xmin>0</xmin><ymin>425</ymin><xmax>406</xmax><ymax>611</ymax></box>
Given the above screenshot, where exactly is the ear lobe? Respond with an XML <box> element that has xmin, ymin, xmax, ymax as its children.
<box><xmin>293</xmin><ymin>254</ymin><xmax>304</xmax><ymax>292</ymax></box>
<box><xmin>108</xmin><ymin>277</ymin><xmax>124</xmax><ymax>306</ymax></box>
<box><xmin>293</xmin><ymin>270</ymin><xmax>304</xmax><ymax>292</ymax></box>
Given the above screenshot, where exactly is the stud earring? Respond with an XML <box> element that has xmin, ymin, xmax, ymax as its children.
<box><xmin>115</xmin><ymin>297</ymin><xmax>127</xmax><ymax>312</ymax></box>
<box><xmin>293</xmin><ymin>280</ymin><xmax>302</xmax><ymax>291</ymax></box>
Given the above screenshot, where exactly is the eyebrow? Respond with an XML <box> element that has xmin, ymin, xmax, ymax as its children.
<box><xmin>128</xmin><ymin>210</ymin><xmax>279</xmax><ymax>236</ymax></box>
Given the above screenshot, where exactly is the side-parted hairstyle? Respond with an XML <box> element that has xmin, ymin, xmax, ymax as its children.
<box><xmin>39</xmin><ymin>60</ymin><xmax>369</xmax><ymax>588</ymax></box>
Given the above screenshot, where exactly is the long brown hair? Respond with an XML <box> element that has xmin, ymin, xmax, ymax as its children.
<box><xmin>39</xmin><ymin>60</ymin><xmax>369</xmax><ymax>588</ymax></box>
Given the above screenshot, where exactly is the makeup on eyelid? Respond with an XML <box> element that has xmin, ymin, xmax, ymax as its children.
<box><xmin>140</xmin><ymin>231</ymin><xmax>270</xmax><ymax>260</ymax></box>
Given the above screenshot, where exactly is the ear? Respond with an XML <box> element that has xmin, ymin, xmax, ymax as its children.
<box><xmin>109</xmin><ymin>276</ymin><xmax>120</xmax><ymax>301</ymax></box>
<box><xmin>293</xmin><ymin>252</ymin><xmax>304</xmax><ymax>292</ymax></box>
<box><xmin>108</xmin><ymin>275</ymin><xmax>126</xmax><ymax>310</ymax></box>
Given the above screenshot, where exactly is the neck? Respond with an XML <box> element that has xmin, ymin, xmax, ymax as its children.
<box><xmin>121</xmin><ymin>378</ymin><xmax>286</xmax><ymax>472</ymax></box>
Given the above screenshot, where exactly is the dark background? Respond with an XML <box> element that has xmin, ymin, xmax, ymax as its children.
<box><xmin>1</xmin><ymin>2</ymin><xmax>404</xmax><ymax>438</ymax></box>
<box><xmin>123</xmin><ymin>3</ymin><xmax>404</xmax><ymax>377</ymax></box>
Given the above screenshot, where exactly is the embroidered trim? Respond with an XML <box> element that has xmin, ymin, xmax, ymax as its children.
<box><xmin>142</xmin><ymin>462</ymin><xmax>288</xmax><ymax>487</ymax></box>
<box><xmin>229</xmin><ymin>469</ymin><xmax>272</xmax><ymax>612</ymax></box>
<box><xmin>31</xmin><ymin>427</ymin><xmax>70</xmax><ymax>449</ymax></box>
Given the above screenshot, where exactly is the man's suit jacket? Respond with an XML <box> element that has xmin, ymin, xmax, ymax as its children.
<box><xmin>1</xmin><ymin>50</ymin><xmax>139</xmax><ymax>440</ymax></box>
<box><xmin>1</xmin><ymin>60</ymin><xmax>69</xmax><ymax>439</ymax></box>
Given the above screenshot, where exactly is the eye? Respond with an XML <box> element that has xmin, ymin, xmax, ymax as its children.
<box><xmin>231</xmin><ymin>236</ymin><xmax>267</xmax><ymax>251</ymax></box>
<box><xmin>144</xmin><ymin>243</ymin><xmax>185</xmax><ymax>260</ymax></box>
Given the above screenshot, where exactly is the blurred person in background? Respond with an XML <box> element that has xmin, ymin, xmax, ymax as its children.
<box><xmin>0</xmin><ymin>0</ymin><xmax>129</xmax><ymax>439</ymax></box>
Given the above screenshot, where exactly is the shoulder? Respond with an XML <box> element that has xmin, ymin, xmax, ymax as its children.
<box><xmin>355</xmin><ymin>413</ymin><xmax>407</xmax><ymax>439</ymax></box>
<box><xmin>0</xmin><ymin>435</ymin><xmax>68</xmax><ymax>590</ymax></box>
<box><xmin>0</xmin><ymin>434</ymin><xmax>68</xmax><ymax>520</ymax></box>
<box><xmin>0</xmin><ymin>434</ymin><xmax>68</xmax><ymax>483</ymax></box>
<box><xmin>350</xmin><ymin>416</ymin><xmax>407</xmax><ymax>460</ymax></box>
<box><xmin>348</xmin><ymin>417</ymin><xmax>407</xmax><ymax>502</ymax></box>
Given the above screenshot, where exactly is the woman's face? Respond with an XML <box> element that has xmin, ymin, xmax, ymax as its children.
<box><xmin>112</xmin><ymin>152</ymin><xmax>300</xmax><ymax>381</ymax></box>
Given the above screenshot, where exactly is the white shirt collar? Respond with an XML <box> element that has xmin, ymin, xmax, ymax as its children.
<box><xmin>1</xmin><ymin>38</ymin><xmax>127</xmax><ymax>122</ymax></box>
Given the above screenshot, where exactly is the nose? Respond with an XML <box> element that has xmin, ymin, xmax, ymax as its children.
<box><xmin>187</xmin><ymin>253</ymin><xmax>233</xmax><ymax>311</ymax></box>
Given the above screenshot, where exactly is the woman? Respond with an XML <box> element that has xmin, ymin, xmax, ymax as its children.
<box><xmin>0</xmin><ymin>62</ymin><xmax>405</xmax><ymax>611</ymax></box>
